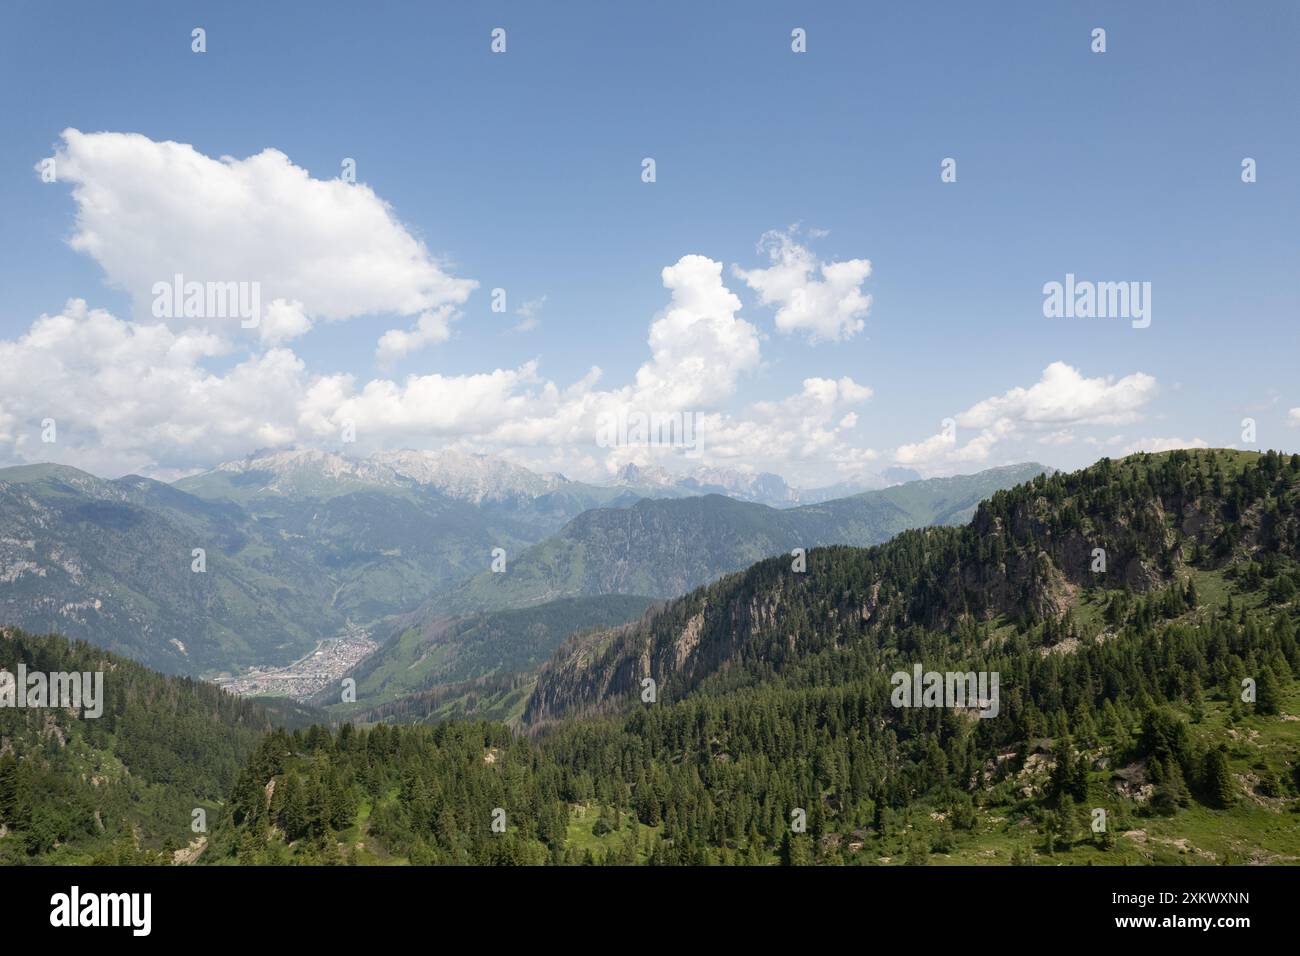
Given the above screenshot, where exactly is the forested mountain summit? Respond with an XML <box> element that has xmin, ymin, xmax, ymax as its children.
<box><xmin>524</xmin><ymin>449</ymin><xmax>1300</xmax><ymax>725</ymax></box>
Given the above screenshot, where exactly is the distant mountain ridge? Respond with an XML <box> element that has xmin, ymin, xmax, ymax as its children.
<box><xmin>0</xmin><ymin>451</ymin><xmax>1046</xmax><ymax>680</ymax></box>
<box><xmin>180</xmin><ymin>448</ymin><xmax>910</xmax><ymax>511</ymax></box>
<box><xmin>607</xmin><ymin>461</ymin><xmax>924</xmax><ymax>507</ymax></box>
<box><xmin>0</xmin><ymin>456</ymin><xmax>602</xmax><ymax>674</ymax></box>
<box><xmin>174</xmin><ymin>447</ymin><xmax>634</xmax><ymax>532</ymax></box>
<box><xmin>421</xmin><ymin>462</ymin><xmax>1052</xmax><ymax>618</ymax></box>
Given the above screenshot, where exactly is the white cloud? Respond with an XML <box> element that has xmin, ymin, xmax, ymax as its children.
<box><xmin>958</xmin><ymin>361</ymin><xmax>1156</xmax><ymax>429</ymax></box>
<box><xmin>303</xmin><ymin>362</ymin><xmax>556</xmax><ymax>446</ymax></box>
<box><xmin>894</xmin><ymin>362</ymin><xmax>1158</xmax><ymax>472</ymax></box>
<box><xmin>632</xmin><ymin>255</ymin><xmax>761</xmax><ymax>411</ymax></box>
<box><xmin>375</xmin><ymin>306</ymin><xmax>457</xmax><ymax>365</ymax></box>
<box><xmin>0</xmin><ymin>256</ymin><xmax>771</xmax><ymax>478</ymax></box>
<box><xmin>0</xmin><ymin>300</ymin><xmax>307</xmax><ymax>476</ymax></box>
<box><xmin>0</xmin><ymin>290</ymin><xmax>869</xmax><ymax>484</ymax></box>
<box><xmin>1037</xmin><ymin>429</ymin><xmax>1077</xmax><ymax>446</ymax></box>
<box><xmin>258</xmin><ymin>299</ymin><xmax>313</xmax><ymax>346</ymax></box>
<box><xmin>679</xmin><ymin>376</ymin><xmax>876</xmax><ymax>482</ymax></box>
<box><xmin>894</xmin><ymin>419</ymin><xmax>1016</xmax><ymax>468</ymax></box>
<box><xmin>733</xmin><ymin>228</ymin><xmax>872</xmax><ymax>343</ymax></box>
<box><xmin>43</xmin><ymin>129</ymin><xmax>476</xmax><ymax>351</ymax></box>
<box><xmin>0</xmin><ymin>299</ymin><xmax>577</xmax><ymax>477</ymax></box>
<box><xmin>1289</xmin><ymin>407</ymin><xmax>1300</xmax><ymax>427</ymax></box>
<box><xmin>894</xmin><ymin>431</ymin><xmax>955</xmax><ymax>467</ymax></box>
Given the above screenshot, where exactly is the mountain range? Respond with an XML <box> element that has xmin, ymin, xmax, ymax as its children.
<box><xmin>336</xmin><ymin>462</ymin><xmax>1049</xmax><ymax>714</ymax></box>
<box><xmin>0</xmin><ymin>450</ymin><xmax>1046</xmax><ymax>678</ymax></box>
<box><xmin>605</xmin><ymin>461</ymin><xmax>922</xmax><ymax>506</ymax></box>
<box><xmin>10</xmin><ymin>448</ymin><xmax>1293</xmax><ymax>866</ymax></box>
<box><xmin>406</xmin><ymin>463</ymin><xmax>1050</xmax><ymax>619</ymax></box>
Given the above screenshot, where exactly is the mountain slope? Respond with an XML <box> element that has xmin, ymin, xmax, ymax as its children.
<box><xmin>0</xmin><ymin>627</ymin><xmax>298</xmax><ymax>864</ymax></box>
<box><xmin>320</xmin><ymin>594</ymin><xmax>658</xmax><ymax>713</ymax></box>
<box><xmin>0</xmin><ymin>456</ymin><xmax>582</xmax><ymax>674</ymax></box>
<box><xmin>0</xmin><ymin>464</ymin><xmax>344</xmax><ymax>674</ymax></box>
<box><xmin>425</xmin><ymin>463</ymin><xmax>1050</xmax><ymax>618</ymax></box>
<box><xmin>204</xmin><ymin>447</ymin><xmax>1300</xmax><ymax>867</ymax></box>
<box><xmin>523</xmin><ymin>449</ymin><xmax>1299</xmax><ymax>726</ymax></box>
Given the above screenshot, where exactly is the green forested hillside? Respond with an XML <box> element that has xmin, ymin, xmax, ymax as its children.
<box><xmin>206</xmin><ymin>450</ymin><xmax>1300</xmax><ymax>866</ymax></box>
<box><xmin>0</xmin><ymin>627</ymin><xmax>279</xmax><ymax>864</ymax></box>
<box><xmin>207</xmin><ymin>605</ymin><xmax>1300</xmax><ymax>865</ymax></box>
<box><xmin>341</xmin><ymin>671</ymin><xmax>538</xmax><ymax>727</ymax></box>
<box><xmin>524</xmin><ymin>448</ymin><xmax>1297</xmax><ymax>723</ymax></box>
<box><xmin>320</xmin><ymin>594</ymin><xmax>657</xmax><ymax>716</ymax></box>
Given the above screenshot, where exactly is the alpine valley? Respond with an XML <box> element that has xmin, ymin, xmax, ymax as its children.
<box><xmin>0</xmin><ymin>451</ymin><xmax>1043</xmax><ymax>677</ymax></box>
<box><xmin>1</xmin><ymin>449</ymin><xmax>1298</xmax><ymax>866</ymax></box>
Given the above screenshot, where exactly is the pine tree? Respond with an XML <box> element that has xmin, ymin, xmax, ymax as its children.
<box><xmin>1202</xmin><ymin>747</ymin><xmax>1235</xmax><ymax>808</ymax></box>
<box><xmin>1255</xmin><ymin>667</ymin><xmax>1282</xmax><ymax>716</ymax></box>
<box><xmin>1053</xmin><ymin>795</ymin><xmax>1077</xmax><ymax>849</ymax></box>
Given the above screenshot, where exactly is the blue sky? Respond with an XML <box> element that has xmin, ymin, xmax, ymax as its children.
<box><xmin>1</xmin><ymin>0</ymin><xmax>1297</xmax><ymax>484</ymax></box>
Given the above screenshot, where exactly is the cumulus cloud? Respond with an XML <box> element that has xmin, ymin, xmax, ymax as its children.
<box><xmin>0</xmin><ymin>300</ymin><xmax>308</xmax><ymax>475</ymax></box>
<box><xmin>0</xmin><ymin>299</ymin><xmax>583</xmax><ymax>477</ymax></box>
<box><xmin>303</xmin><ymin>363</ymin><xmax>559</xmax><ymax>446</ymax></box>
<box><xmin>15</xmin><ymin>294</ymin><xmax>1167</xmax><ymax>489</ymax></box>
<box><xmin>631</xmin><ymin>255</ymin><xmax>761</xmax><ymax>411</ymax></box>
<box><xmin>0</xmin><ymin>258</ymin><xmax>763</xmax><ymax>476</ymax></box>
<box><xmin>894</xmin><ymin>418</ymin><xmax>1017</xmax><ymax>468</ymax></box>
<box><xmin>258</xmin><ymin>299</ymin><xmax>313</xmax><ymax>346</ymax></box>
<box><xmin>12</xmin><ymin>144</ymin><xmax>885</xmax><ymax>482</ymax></box>
<box><xmin>957</xmin><ymin>361</ymin><xmax>1156</xmax><ymax>430</ymax></box>
<box><xmin>1289</xmin><ymin>407</ymin><xmax>1300</xmax><ymax>427</ymax></box>
<box><xmin>43</xmin><ymin>129</ymin><xmax>476</xmax><ymax>350</ymax></box>
<box><xmin>660</xmin><ymin>376</ymin><xmax>875</xmax><ymax>483</ymax></box>
<box><xmin>1037</xmin><ymin>429</ymin><xmax>1077</xmax><ymax>446</ymax></box>
<box><xmin>0</xmin><ymin>263</ymin><xmax>873</xmax><ymax>484</ymax></box>
<box><xmin>733</xmin><ymin>228</ymin><xmax>872</xmax><ymax>343</ymax></box>
<box><xmin>893</xmin><ymin>362</ymin><xmax>1159</xmax><ymax>472</ymax></box>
